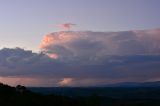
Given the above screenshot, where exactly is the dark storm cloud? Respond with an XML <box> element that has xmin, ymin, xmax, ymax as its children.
<box><xmin>0</xmin><ymin>48</ymin><xmax>160</xmax><ymax>86</ymax></box>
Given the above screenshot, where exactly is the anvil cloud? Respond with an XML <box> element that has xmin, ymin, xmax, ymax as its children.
<box><xmin>40</xmin><ymin>29</ymin><xmax>160</xmax><ymax>61</ymax></box>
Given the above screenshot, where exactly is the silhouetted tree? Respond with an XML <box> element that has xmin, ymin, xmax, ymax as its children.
<box><xmin>16</xmin><ymin>85</ymin><xmax>27</xmax><ymax>93</ymax></box>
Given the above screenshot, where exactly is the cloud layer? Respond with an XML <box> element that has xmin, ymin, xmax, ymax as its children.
<box><xmin>1</xmin><ymin>28</ymin><xmax>160</xmax><ymax>86</ymax></box>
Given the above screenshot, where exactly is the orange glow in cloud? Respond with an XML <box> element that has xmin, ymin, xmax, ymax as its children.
<box><xmin>40</xmin><ymin>32</ymin><xmax>77</xmax><ymax>49</ymax></box>
<box><xmin>40</xmin><ymin>35</ymin><xmax>55</xmax><ymax>49</ymax></box>
<box><xmin>40</xmin><ymin>32</ymin><xmax>80</xmax><ymax>59</ymax></box>
<box><xmin>59</xmin><ymin>78</ymin><xmax>73</xmax><ymax>86</ymax></box>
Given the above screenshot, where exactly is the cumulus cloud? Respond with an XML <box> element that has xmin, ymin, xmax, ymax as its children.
<box><xmin>1</xmin><ymin>28</ymin><xmax>160</xmax><ymax>86</ymax></box>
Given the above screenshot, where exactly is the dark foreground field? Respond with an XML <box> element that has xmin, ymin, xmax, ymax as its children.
<box><xmin>0</xmin><ymin>83</ymin><xmax>160</xmax><ymax>106</ymax></box>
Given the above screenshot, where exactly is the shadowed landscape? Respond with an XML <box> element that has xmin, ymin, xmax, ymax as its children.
<box><xmin>1</xmin><ymin>82</ymin><xmax>160</xmax><ymax>106</ymax></box>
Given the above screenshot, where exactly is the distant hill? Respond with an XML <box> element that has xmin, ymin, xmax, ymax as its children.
<box><xmin>101</xmin><ymin>81</ymin><xmax>160</xmax><ymax>87</ymax></box>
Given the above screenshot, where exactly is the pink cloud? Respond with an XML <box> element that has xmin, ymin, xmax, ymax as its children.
<box><xmin>47</xmin><ymin>53</ymin><xmax>59</xmax><ymax>59</ymax></box>
<box><xmin>56</xmin><ymin>23</ymin><xmax>76</xmax><ymax>30</ymax></box>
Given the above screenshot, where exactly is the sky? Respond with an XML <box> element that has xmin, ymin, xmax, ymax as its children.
<box><xmin>0</xmin><ymin>0</ymin><xmax>160</xmax><ymax>86</ymax></box>
<box><xmin>0</xmin><ymin>0</ymin><xmax>160</xmax><ymax>51</ymax></box>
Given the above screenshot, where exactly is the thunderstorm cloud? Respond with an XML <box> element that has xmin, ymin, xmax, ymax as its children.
<box><xmin>1</xmin><ymin>28</ymin><xmax>160</xmax><ymax>86</ymax></box>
